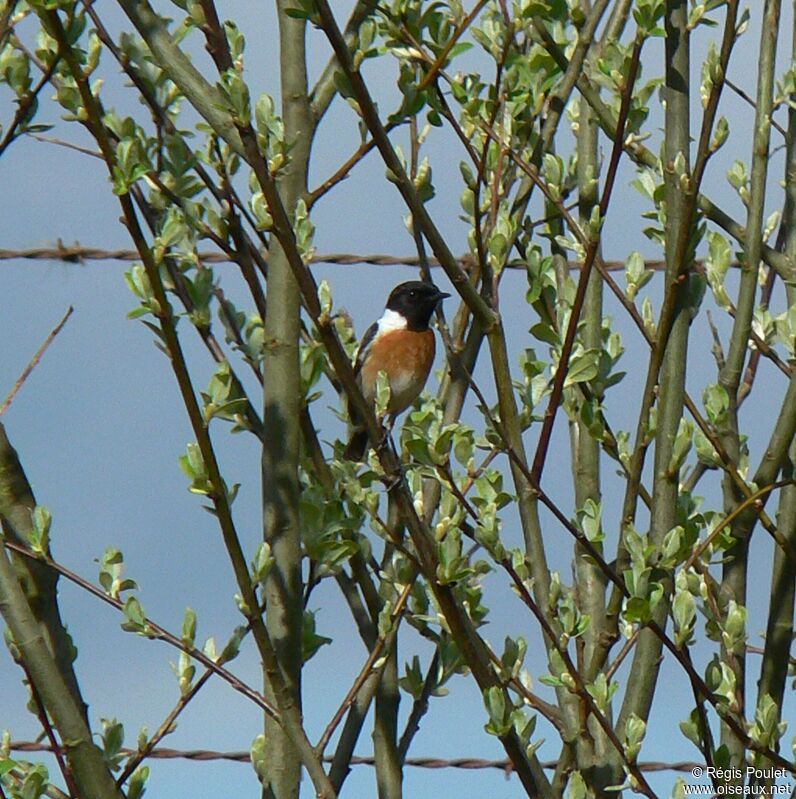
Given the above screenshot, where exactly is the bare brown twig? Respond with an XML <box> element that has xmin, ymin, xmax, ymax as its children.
<box><xmin>315</xmin><ymin>582</ymin><xmax>413</xmax><ymax>756</ymax></box>
<box><xmin>530</xmin><ymin>32</ymin><xmax>644</xmax><ymax>484</ymax></box>
<box><xmin>1</xmin><ymin>538</ymin><xmax>279</xmax><ymax>719</ymax></box>
<box><xmin>0</xmin><ymin>306</ymin><xmax>73</xmax><ymax>418</ymax></box>
<box><xmin>15</xmin><ymin>659</ymin><xmax>78</xmax><ymax>798</ymax></box>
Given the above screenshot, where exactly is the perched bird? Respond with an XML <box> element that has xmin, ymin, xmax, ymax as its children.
<box><xmin>344</xmin><ymin>280</ymin><xmax>449</xmax><ymax>460</ymax></box>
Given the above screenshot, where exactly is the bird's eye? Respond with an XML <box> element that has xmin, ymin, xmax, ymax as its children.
<box><xmin>409</xmin><ymin>290</ymin><xmax>417</xmax><ymax>298</ymax></box>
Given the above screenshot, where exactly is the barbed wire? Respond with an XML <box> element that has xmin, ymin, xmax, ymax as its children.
<box><xmin>7</xmin><ymin>741</ymin><xmax>704</xmax><ymax>774</ymax></box>
<box><xmin>0</xmin><ymin>242</ymin><xmax>687</xmax><ymax>272</ymax></box>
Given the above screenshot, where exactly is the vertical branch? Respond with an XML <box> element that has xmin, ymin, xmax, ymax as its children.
<box><xmin>199</xmin><ymin>0</ymin><xmax>327</xmax><ymax>793</ymax></box>
<box><xmin>754</xmin><ymin>466</ymin><xmax>796</xmax><ymax>787</ymax></box>
<box><xmin>542</xmin><ymin>218</ymin><xmax>588</xmax><ymax>792</ymax></box>
<box><xmin>261</xmin><ymin>2</ymin><xmax>312</xmax><ymax>796</ymax></box>
<box><xmin>578</xmin><ymin>0</ymin><xmax>638</xmax><ymax>690</ymax></box>
<box><xmin>599</xmin><ymin>0</ymin><xmax>740</xmax><ymax>682</ymax></box>
<box><xmin>571</xmin><ymin>38</ymin><xmax>611</xmax><ymax>786</ymax></box>
<box><xmin>374</xmin><ymin>494</ymin><xmax>402</xmax><ymax>793</ymax></box>
<box><xmin>716</xmin><ymin>0</ymin><xmax>781</xmax><ymax>772</ymax></box>
<box><xmin>371</xmin><ymin>569</ymin><xmax>402</xmax><ymax>799</ymax></box>
<box><xmin>615</xmin><ymin>0</ymin><xmax>692</xmax><ymax>754</ymax></box>
<box><xmin>752</xmin><ymin>5</ymin><xmax>795</xmax><ymax>789</ymax></box>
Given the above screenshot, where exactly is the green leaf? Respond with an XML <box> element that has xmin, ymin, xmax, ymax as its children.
<box><xmin>28</xmin><ymin>505</ymin><xmax>52</xmax><ymax>554</ymax></box>
<box><xmin>750</xmin><ymin>693</ymin><xmax>787</xmax><ymax>748</ymax></box>
<box><xmin>181</xmin><ymin>607</ymin><xmax>197</xmax><ymax>647</ymax></box>
<box><xmin>564</xmin><ymin>349</ymin><xmax>600</xmax><ymax>387</ymax></box>
<box><xmin>565</xmin><ymin>771</ymin><xmax>587</xmax><ymax>799</ymax></box>
<box><xmin>251</xmin><ymin>733</ymin><xmax>269</xmax><ymax>783</ymax></box>
<box><xmin>578</xmin><ymin>499</ymin><xmax>603</xmax><ymax>544</ymax></box>
<box><xmin>679</xmin><ymin>708</ymin><xmax>704</xmax><ymax>748</ymax></box>
<box><xmin>625</xmin><ymin>251</ymin><xmax>654</xmax><ymax>301</ymax></box>
<box><xmin>251</xmin><ymin>542</ymin><xmax>274</xmax><ymax>585</ymax></box>
<box><xmin>702</xmin><ymin>383</ymin><xmax>729</xmax><ymax>425</ymax></box>
<box><xmin>667</xmin><ymin>418</ymin><xmax>694</xmax><ymax>474</ymax></box>
<box><xmin>673</xmin><ymin>587</ymin><xmax>696</xmax><ymax>647</ymax></box>
<box><xmin>0</xmin><ymin>759</ymin><xmax>17</xmax><ymax>777</ymax></box>
<box><xmin>121</xmin><ymin>597</ymin><xmax>148</xmax><ymax>634</ymax></box>
<box><xmin>179</xmin><ymin>443</ymin><xmax>212</xmax><ymax>495</ymax></box>
<box><xmin>399</xmin><ymin>655</ymin><xmax>425</xmax><ymax>700</ymax></box>
<box><xmin>127</xmin><ymin>766</ymin><xmax>149</xmax><ymax>799</ymax></box>
<box><xmin>530</xmin><ymin>321</ymin><xmax>560</xmax><ymax>346</ymax></box>
<box><xmin>374</xmin><ymin>370</ymin><xmax>391</xmax><ymax>417</ymax></box>
<box><xmin>18</xmin><ymin>763</ymin><xmax>48</xmax><ymax>799</ymax></box>
<box><xmin>586</xmin><ymin>673</ymin><xmax>618</xmax><ymax>714</ymax></box>
<box><xmin>694</xmin><ymin>430</ymin><xmax>721</xmax><ymax>468</ymax></box>
<box><xmin>624</xmin><ymin>596</ymin><xmax>651</xmax><ymax>624</ymax></box>
<box><xmin>302</xmin><ymin>610</ymin><xmax>332</xmax><ymax>664</ymax></box>
<box><xmin>721</xmin><ymin>600</ymin><xmax>747</xmax><ymax>655</ymax></box>
<box><xmin>499</xmin><ymin>635</ymin><xmax>527</xmax><ymax>679</ymax></box>
<box><xmin>623</xmin><ymin>713</ymin><xmax>646</xmax><ymax>761</ymax></box>
<box><xmin>483</xmin><ymin>686</ymin><xmax>511</xmax><ymax>736</ymax></box>
<box><xmin>100</xmin><ymin>718</ymin><xmax>126</xmax><ymax>770</ymax></box>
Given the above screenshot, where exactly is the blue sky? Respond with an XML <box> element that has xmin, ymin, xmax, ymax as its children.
<box><xmin>1</xmin><ymin>2</ymin><xmax>795</xmax><ymax>797</ymax></box>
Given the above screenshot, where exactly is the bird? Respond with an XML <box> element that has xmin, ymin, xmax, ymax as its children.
<box><xmin>343</xmin><ymin>280</ymin><xmax>450</xmax><ymax>461</ymax></box>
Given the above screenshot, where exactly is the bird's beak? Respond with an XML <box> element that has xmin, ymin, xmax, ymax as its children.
<box><xmin>436</xmin><ymin>290</ymin><xmax>451</xmax><ymax>302</ymax></box>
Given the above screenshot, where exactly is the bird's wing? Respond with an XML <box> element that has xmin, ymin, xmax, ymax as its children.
<box><xmin>354</xmin><ymin>321</ymin><xmax>379</xmax><ymax>377</ymax></box>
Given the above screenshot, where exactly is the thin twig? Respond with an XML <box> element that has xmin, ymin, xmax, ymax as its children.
<box><xmin>725</xmin><ymin>78</ymin><xmax>788</xmax><ymax>138</ymax></box>
<box><xmin>0</xmin><ymin>57</ymin><xmax>61</xmax><ymax>158</ymax></box>
<box><xmin>415</xmin><ymin>0</ymin><xmax>489</xmax><ymax>93</ymax></box>
<box><xmin>530</xmin><ymin>33</ymin><xmax>644</xmax><ymax>484</ymax></box>
<box><xmin>115</xmin><ymin>668</ymin><xmax>214</xmax><ymax>786</ymax></box>
<box><xmin>1</xmin><ymin>538</ymin><xmax>279</xmax><ymax>719</ymax></box>
<box><xmin>604</xmin><ymin>629</ymin><xmax>640</xmax><ymax>682</ymax></box>
<box><xmin>683</xmin><ymin>479</ymin><xmax>794</xmax><ymax>571</ymax></box>
<box><xmin>0</xmin><ymin>306</ymin><xmax>73</xmax><ymax>417</ymax></box>
<box><xmin>16</xmin><ymin>659</ymin><xmax>78</xmax><ymax>798</ymax></box>
<box><xmin>502</xmin><ymin>559</ymin><xmax>658</xmax><ymax>799</ymax></box>
<box><xmin>26</xmin><ymin>132</ymin><xmax>102</xmax><ymax>159</ymax></box>
<box><xmin>308</xmin><ymin>123</ymin><xmax>399</xmax><ymax>207</ymax></box>
<box><xmin>315</xmin><ymin>582</ymin><xmax>413</xmax><ymax>756</ymax></box>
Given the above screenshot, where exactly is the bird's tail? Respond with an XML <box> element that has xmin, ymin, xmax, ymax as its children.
<box><xmin>343</xmin><ymin>428</ymin><xmax>369</xmax><ymax>461</ymax></box>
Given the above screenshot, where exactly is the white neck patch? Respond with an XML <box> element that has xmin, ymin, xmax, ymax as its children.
<box><xmin>378</xmin><ymin>308</ymin><xmax>408</xmax><ymax>333</ymax></box>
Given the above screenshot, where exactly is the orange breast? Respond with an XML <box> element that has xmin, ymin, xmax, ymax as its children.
<box><xmin>360</xmin><ymin>329</ymin><xmax>436</xmax><ymax>414</ymax></box>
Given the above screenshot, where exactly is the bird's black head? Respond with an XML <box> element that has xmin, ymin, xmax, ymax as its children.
<box><xmin>385</xmin><ymin>281</ymin><xmax>450</xmax><ymax>331</ymax></box>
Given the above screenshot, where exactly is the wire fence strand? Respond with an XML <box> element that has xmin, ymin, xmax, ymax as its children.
<box><xmin>7</xmin><ymin>741</ymin><xmax>703</xmax><ymax>775</ymax></box>
<box><xmin>0</xmin><ymin>242</ymin><xmax>688</xmax><ymax>272</ymax></box>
